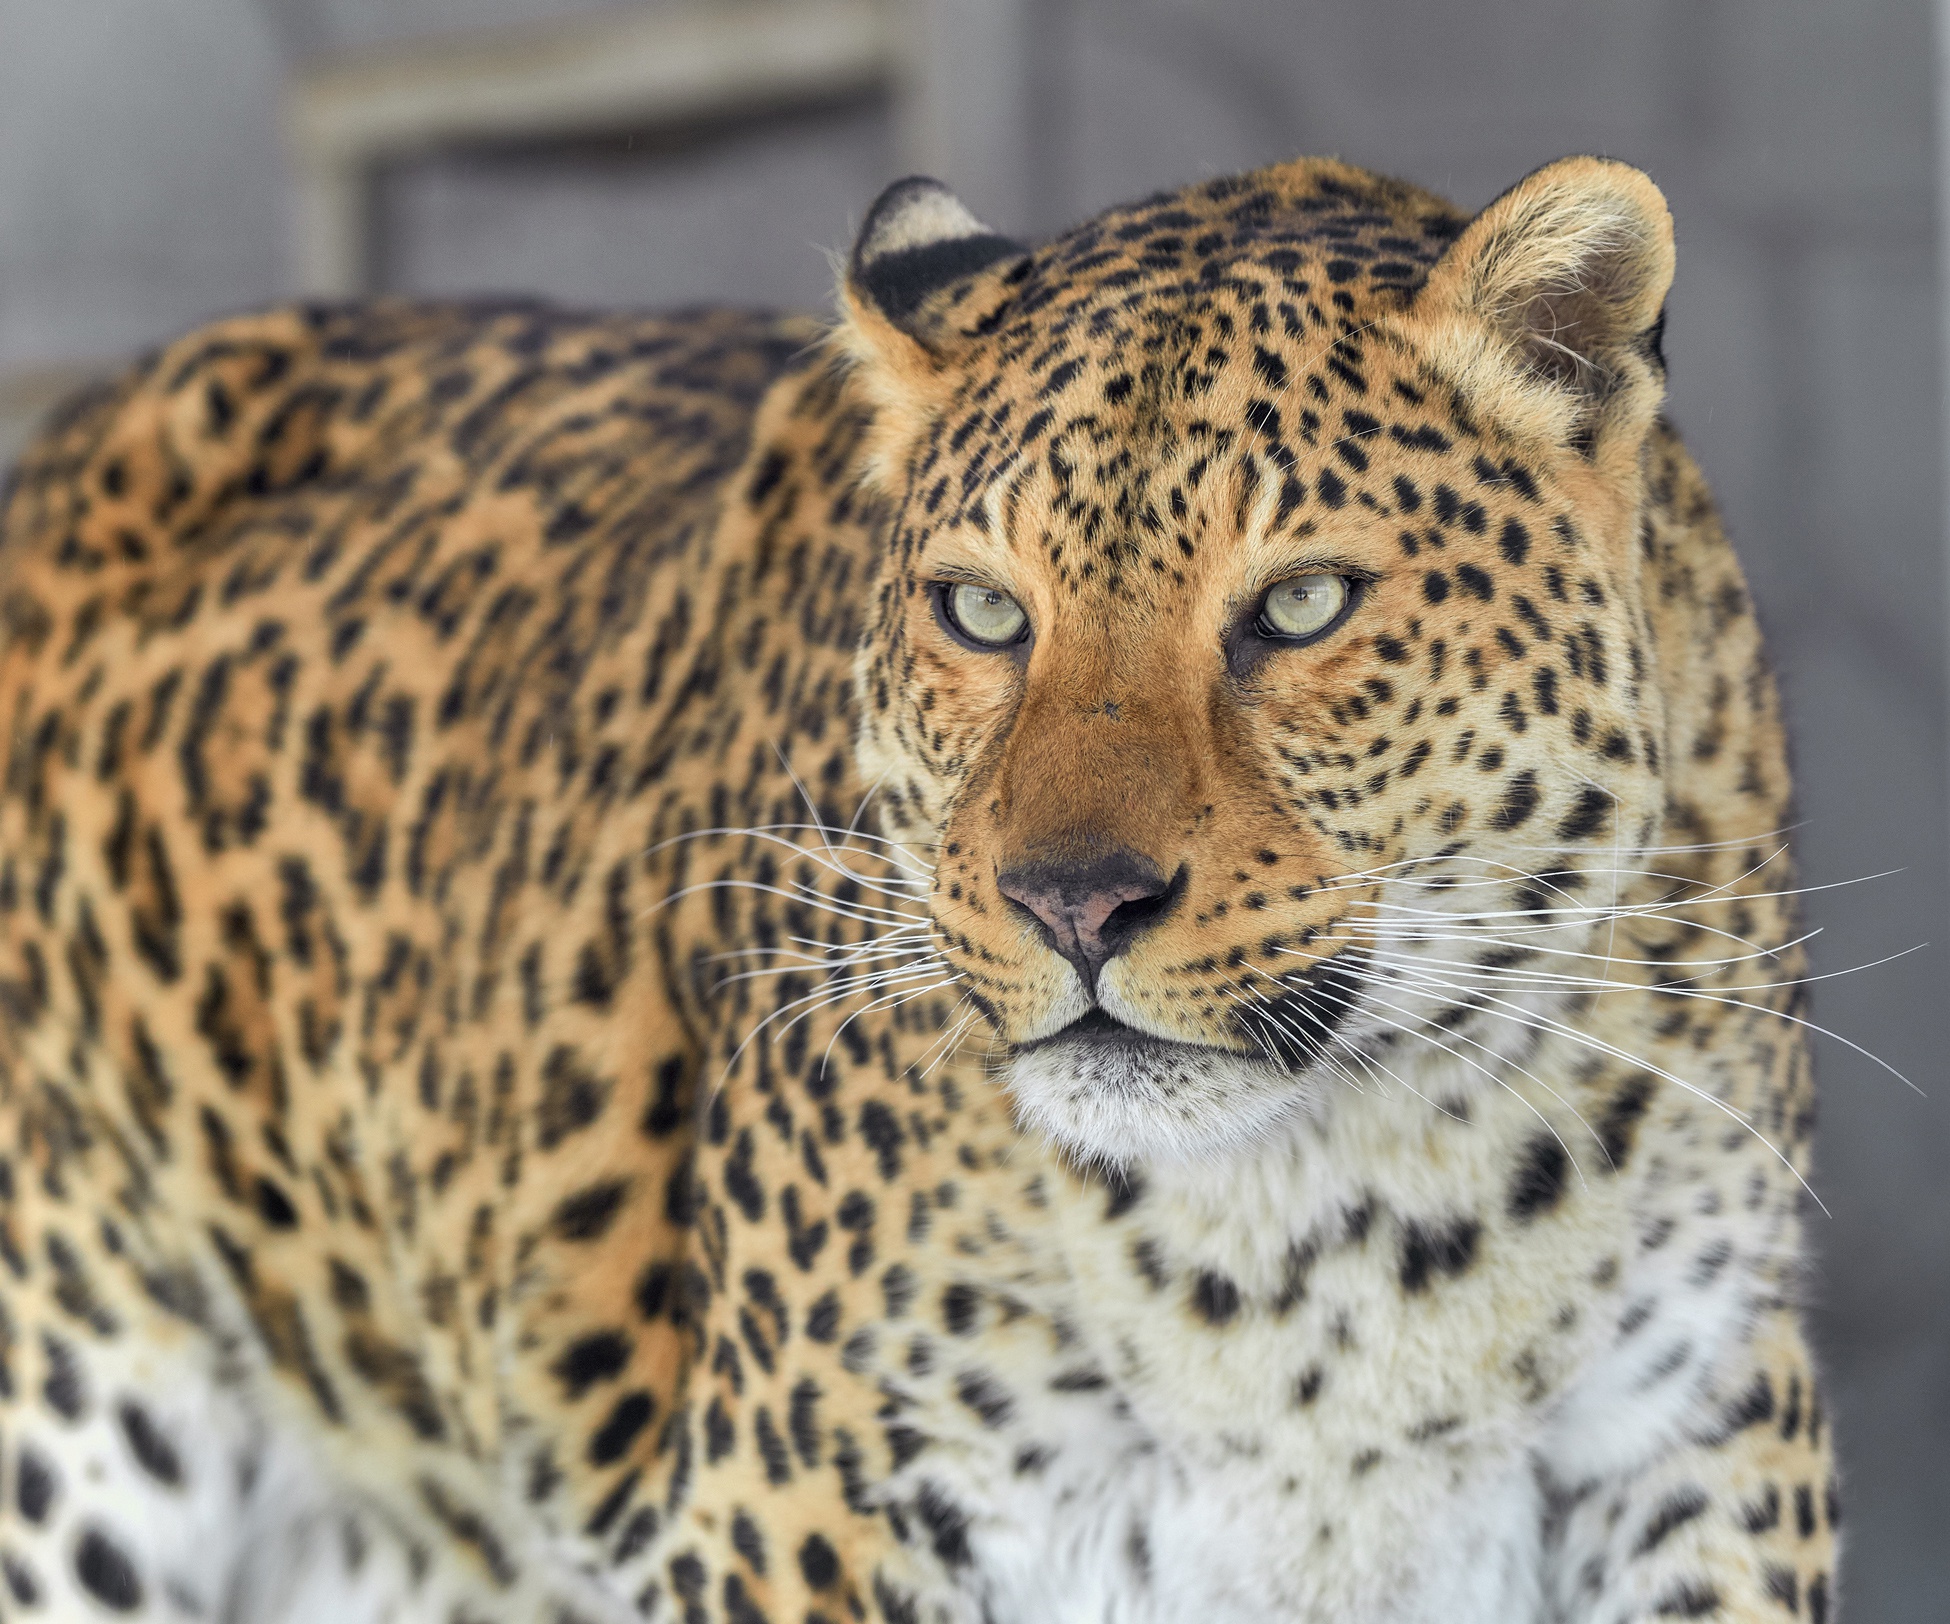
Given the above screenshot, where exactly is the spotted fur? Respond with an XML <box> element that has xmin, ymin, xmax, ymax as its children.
<box><xmin>0</xmin><ymin>157</ymin><xmax>1835</xmax><ymax>1622</ymax></box>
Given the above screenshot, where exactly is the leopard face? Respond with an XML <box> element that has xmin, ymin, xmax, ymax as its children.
<box><xmin>844</xmin><ymin>160</ymin><xmax>1677</xmax><ymax>1163</ymax></box>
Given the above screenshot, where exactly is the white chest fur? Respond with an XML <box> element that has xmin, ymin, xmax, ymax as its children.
<box><xmin>890</xmin><ymin>1033</ymin><xmax>1769</xmax><ymax>1623</ymax></box>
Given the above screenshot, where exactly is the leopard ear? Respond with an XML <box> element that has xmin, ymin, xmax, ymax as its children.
<box><xmin>1408</xmin><ymin>157</ymin><xmax>1675</xmax><ymax>460</ymax></box>
<box><xmin>840</xmin><ymin>177</ymin><xmax>1026</xmax><ymax>373</ymax></box>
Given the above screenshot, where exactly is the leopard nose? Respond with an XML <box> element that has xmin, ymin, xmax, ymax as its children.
<box><xmin>996</xmin><ymin>850</ymin><xmax>1181</xmax><ymax>992</ymax></box>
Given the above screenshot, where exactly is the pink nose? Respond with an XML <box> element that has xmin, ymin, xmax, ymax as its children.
<box><xmin>996</xmin><ymin>851</ymin><xmax>1177</xmax><ymax>991</ymax></box>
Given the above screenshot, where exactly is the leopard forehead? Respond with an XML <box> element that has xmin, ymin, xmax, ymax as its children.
<box><xmin>854</xmin><ymin>165</ymin><xmax>1661</xmax><ymax>814</ymax></box>
<box><xmin>877</xmin><ymin>164</ymin><xmax>1470</xmax><ymax>582</ymax></box>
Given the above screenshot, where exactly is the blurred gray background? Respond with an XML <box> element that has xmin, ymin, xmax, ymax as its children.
<box><xmin>1</xmin><ymin>0</ymin><xmax>1944</xmax><ymax>1613</ymax></box>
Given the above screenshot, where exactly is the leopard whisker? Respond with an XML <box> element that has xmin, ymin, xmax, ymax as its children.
<box><xmin>1335</xmin><ymin>906</ymin><xmax>1787</xmax><ymax>957</ymax></box>
<box><xmin>1341</xmin><ymin>954</ymin><xmax>1826</xmax><ymax>1213</ymax></box>
<box><xmin>645</xmin><ymin>877</ymin><xmax>930</xmax><ymax>932</ymax></box>
<box><xmin>1250</xmin><ymin>960</ymin><xmax>1597</xmax><ymax>1176</ymax></box>
<box><xmin>1228</xmin><ymin>978</ymin><xmax>1473</xmax><ymax>1125</ymax></box>
<box><xmin>814</xmin><ymin>975</ymin><xmax>963</xmax><ymax>1079</ymax></box>
<box><xmin>715</xmin><ymin>960</ymin><xmax>954</xmax><ymax>1083</ymax></box>
<box><xmin>643</xmin><ymin>819</ymin><xmax>936</xmax><ymax>880</ymax></box>
<box><xmin>1317</xmin><ymin>919</ymin><xmax>1822</xmax><ymax>975</ymax></box>
<box><xmin>1348</xmin><ymin>941</ymin><xmax>1927</xmax><ymax>1096</ymax></box>
<box><xmin>1502</xmin><ymin>822</ymin><xmax>1810</xmax><ymax>857</ymax></box>
<box><xmin>704</xmin><ymin>924</ymin><xmax>937</xmax><ymax>973</ymax></box>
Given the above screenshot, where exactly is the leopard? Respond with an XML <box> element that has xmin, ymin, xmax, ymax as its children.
<box><xmin>0</xmin><ymin>152</ymin><xmax>1839</xmax><ymax>1623</ymax></box>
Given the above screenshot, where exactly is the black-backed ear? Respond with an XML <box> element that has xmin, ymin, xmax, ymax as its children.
<box><xmin>847</xmin><ymin>177</ymin><xmax>1026</xmax><ymax>344</ymax></box>
<box><xmin>1406</xmin><ymin>157</ymin><xmax>1675</xmax><ymax>460</ymax></box>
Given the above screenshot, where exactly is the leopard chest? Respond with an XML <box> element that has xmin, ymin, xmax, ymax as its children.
<box><xmin>873</xmin><ymin>1037</ymin><xmax>1754</xmax><ymax>1622</ymax></box>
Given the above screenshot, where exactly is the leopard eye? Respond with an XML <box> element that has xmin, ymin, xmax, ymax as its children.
<box><xmin>937</xmin><ymin>581</ymin><xmax>1030</xmax><ymax>649</ymax></box>
<box><xmin>1257</xmin><ymin>573</ymin><xmax>1353</xmax><ymax>643</ymax></box>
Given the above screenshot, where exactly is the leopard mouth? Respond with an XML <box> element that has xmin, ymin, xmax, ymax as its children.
<box><xmin>1018</xmin><ymin>1007</ymin><xmax>1226</xmax><ymax>1061</ymax></box>
<box><xmin>1015</xmin><ymin>957</ymin><xmax>1368</xmax><ymax>1073</ymax></box>
<box><xmin>1005</xmin><ymin>1002</ymin><xmax>1339</xmax><ymax>1163</ymax></box>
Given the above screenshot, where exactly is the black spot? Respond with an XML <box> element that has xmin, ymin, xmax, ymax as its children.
<box><xmin>634</xmin><ymin>1260</ymin><xmax>674</xmax><ymax>1322</ymax></box>
<box><xmin>1636</xmin><ymin>1488</ymin><xmax>1709</xmax><ymax>1555</ymax></box>
<box><xmin>1651</xmin><ymin>1582</ymin><xmax>1722</xmax><ymax>1618</ymax></box>
<box><xmin>1398</xmin><ymin>1218</ymin><xmax>1481</xmax><ymax>1293</ymax></box>
<box><xmin>723</xmin><ymin>1130</ymin><xmax>766</xmax><ymax>1224</ymax></box>
<box><xmin>1042</xmin><ymin>358</ymin><xmax>1085</xmax><ymax>396</ymax></box>
<box><xmin>805</xmin><ymin>1290</ymin><xmax>841</xmax><ymax>1342</ymax></box>
<box><xmin>2</xmin><ymin>1550</ymin><xmax>39</xmax><ymax>1606</ymax></box>
<box><xmin>1720</xmin><ymin>1373</ymin><xmax>1775</xmax><ymax>1433</ymax></box>
<box><xmin>1598</xmin><ymin>1074</ymin><xmax>1656</xmax><ymax>1169</ymax></box>
<box><xmin>1487</xmin><ymin>770</ymin><xmax>1540</xmax><ymax>831</ymax></box>
<box><xmin>253</xmin><ymin>1177</ymin><xmax>299</xmax><ymax>1229</ymax></box>
<box><xmin>727</xmin><ymin>1396</ymin><xmax>777</xmax><ymax>1480</ymax></box>
<box><xmin>538</xmin><ymin>1045</ymin><xmax>612</xmax><ymax>1149</ymax></box>
<box><xmin>885</xmin><ymin>1423</ymin><xmax>928</xmax><ymax>1469</ymax></box>
<box><xmin>588</xmin><ymin>1390</ymin><xmax>655</xmax><ymax>1465</ymax></box>
<box><xmin>858</xmin><ymin>1099</ymin><xmax>906</xmax><ymax>1181</ymax></box>
<box><xmin>15</xmin><ymin>1445</ymin><xmax>54</xmax><ymax>1521</ymax></box>
<box><xmin>642</xmin><ymin>1054</ymin><xmax>689</xmax><ymax>1139</ymax></box>
<box><xmin>731</xmin><ymin>1509</ymin><xmax>767</xmax><ymax>1576</ymax></box>
<box><xmin>874</xmin><ymin>1573</ymin><xmax>922</xmax><ymax>1624</ymax></box>
<box><xmin>914</xmin><ymin>1482</ymin><xmax>973</xmax><ymax>1566</ymax></box>
<box><xmin>42</xmin><ymin>1331</ymin><xmax>87</xmax><ymax>1419</ymax></box>
<box><xmin>1102</xmin><ymin>1169</ymin><xmax>1144</xmax><ymax>1219</ymax></box>
<box><xmin>881</xmin><ymin>1262</ymin><xmax>918</xmax><ymax>1320</ymax></box>
<box><xmin>584</xmin><ymin>1467</ymin><xmax>641</xmax><ymax>1540</ymax></box>
<box><xmin>954</xmin><ymin>1369</ymin><xmax>1015</xmax><ymax>1428</ymax></box>
<box><xmin>746</xmin><ymin>448</ymin><xmax>790</xmax><ymax>505</ymax></box>
<box><xmin>789</xmin><ymin>1376</ymin><xmax>823</xmax><ymax>1466</ymax></box>
<box><xmin>1508</xmin><ymin>1135</ymin><xmax>1569</xmax><ymax>1221</ymax></box>
<box><xmin>941</xmin><ymin>1282</ymin><xmax>979</xmax><ymax>1336</ymax></box>
<box><xmin>1497</xmin><ymin>518</ymin><xmax>1531</xmax><ymax>564</ymax></box>
<box><xmin>552</xmin><ymin>1179</ymin><xmax>630</xmax><ymax>1241</ymax></box>
<box><xmin>117</xmin><ymin>1401</ymin><xmax>184</xmax><ymax>1486</ymax></box>
<box><xmin>75</xmin><ymin>1527</ymin><xmax>143</xmax><ymax>1611</ymax></box>
<box><xmin>1742</xmin><ymin>1484</ymin><xmax>1781</xmax><ymax>1533</ymax></box>
<box><xmin>1455</xmin><ymin>562</ymin><xmax>1494</xmax><ymax>600</ymax></box>
<box><xmin>799</xmin><ymin>1532</ymin><xmax>840</xmax><ymax>1589</ymax></box>
<box><xmin>552</xmin><ymin>1331</ymin><xmax>632</xmax><ymax>1400</ymax></box>
<box><xmin>1191</xmin><ymin>1270</ymin><xmax>1241</xmax><ymax>1325</ymax></box>
<box><xmin>1556</xmin><ymin>787</ymin><xmax>1612</xmax><ymax>842</ymax></box>
<box><xmin>705</xmin><ymin>1397</ymin><xmax>735</xmax><ymax>1462</ymax></box>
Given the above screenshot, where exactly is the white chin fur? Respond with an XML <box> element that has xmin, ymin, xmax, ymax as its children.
<box><xmin>1007</xmin><ymin>1041</ymin><xmax>1325</xmax><ymax>1167</ymax></box>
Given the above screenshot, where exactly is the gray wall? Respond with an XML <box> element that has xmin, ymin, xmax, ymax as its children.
<box><xmin>1</xmin><ymin>1</ymin><xmax>1944</xmax><ymax>1615</ymax></box>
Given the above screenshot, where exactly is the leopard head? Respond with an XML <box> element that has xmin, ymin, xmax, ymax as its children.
<box><xmin>840</xmin><ymin>157</ymin><xmax>1677</xmax><ymax>1165</ymax></box>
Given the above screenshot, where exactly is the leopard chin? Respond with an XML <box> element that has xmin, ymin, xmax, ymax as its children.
<box><xmin>1007</xmin><ymin>1011</ymin><xmax>1331</xmax><ymax>1166</ymax></box>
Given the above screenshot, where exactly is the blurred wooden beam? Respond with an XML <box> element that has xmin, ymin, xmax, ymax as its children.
<box><xmin>898</xmin><ymin>0</ymin><xmax>1037</xmax><ymax>234</ymax></box>
<box><xmin>286</xmin><ymin>0</ymin><xmax>905</xmax><ymax>297</ymax></box>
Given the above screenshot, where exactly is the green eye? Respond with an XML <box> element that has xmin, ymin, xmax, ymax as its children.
<box><xmin>939</xmin><ymin>582</ymin><xmax>1030</xmax><ymax>649</ymax></box>
<box><xmin>1258</xmin><ymin>573</ymin><xmax>1352</xmax><ymax>642</ymax></box>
